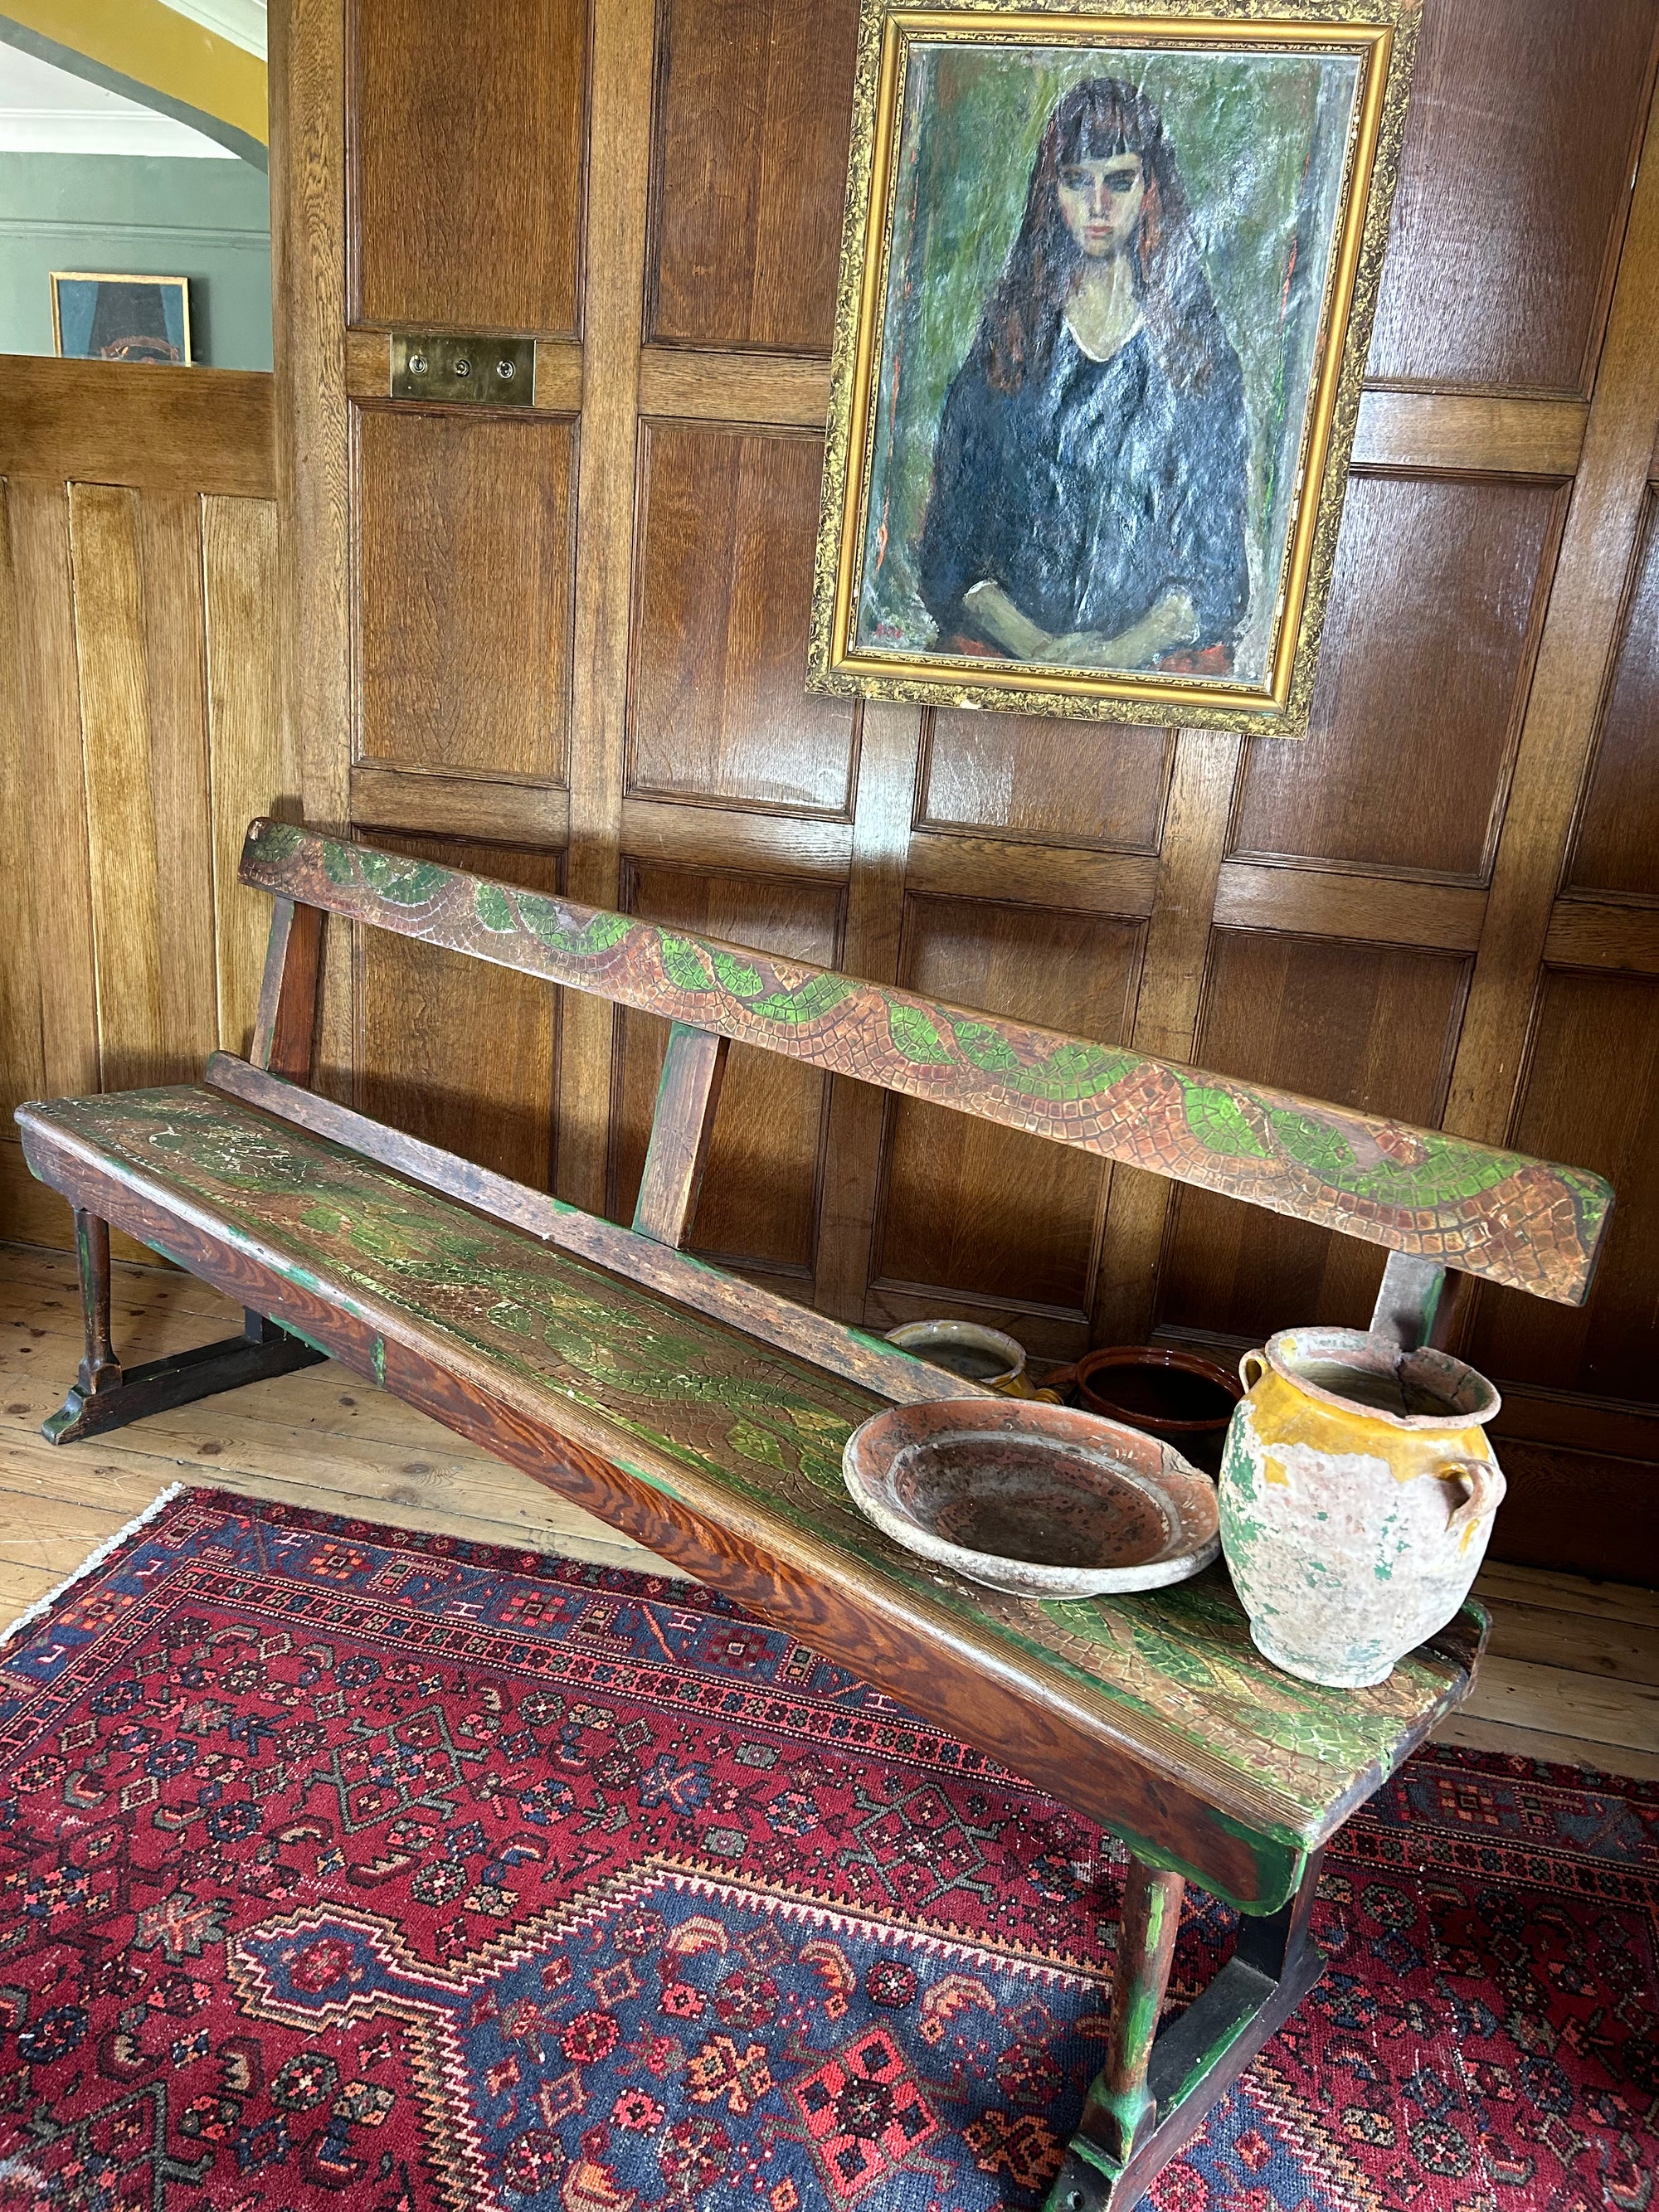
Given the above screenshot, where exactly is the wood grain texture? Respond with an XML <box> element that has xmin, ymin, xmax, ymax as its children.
<box><xmin>629</xmin><ymin>425</ymin><xmax>856</xmax><ymax>812</ymax></box>
<box><xmin>919</xmin><ymin>714</ymin><xmax>1171</xmax><ymax>853</ymax></box>
<box><xmin>343</xmin><ymin>324</ymin><xmax>389</xmax><ymax>397</ymax></box>
<box><xmin>904</xmin><ymin>832</ymin><xmax>1157</xmax><ymax>917</ymax></box>
<box><xmin>648</xmin><ymin>0</ymin><xmax>859</xmax><ymax>352</ymax></box>
<box><xmin>870</xmin><ymin>895</ymin><xmax>1145</xmax><ymax>1344</ymax></box>
<box><xmin>243</xmin><ymin>819</ymin><xmax>1615</xmax><ymax>1305</ymax></box>
<box><xmin>271</xmin><ymin>0</ymin><xmax>353</xmax><ymax>1105</ymax></box>
<box><xmin>637</xmin><ymin>347</ymin><xmax>831</xmax><ymax>427</ymax></box>
<box><xmin>610</xmin><ymin>863</ymin><xmax>842</xmax><ymax>1280</ymax></box>
<box><xmin>203</xmin><ymin>495</ymin><xmax>290</xmax><ymax>1059</ymax></box>
<box><xmin>250</xmin><ymin>900</ymin><xmax>324</xmax><ymax>1082</ymax></box>
<box><xmin>1542</xmin><ymin>898</ymin><xmax>1659</xmax><ymax>975</ymax></box>
<box><xmin>202</xmin><ymin>1049</ymin><xmax>994</xmax><ymax>1412</ymax></box>
<box><xmin>1447</xmin><ymin>94</ymin><xmax>1659</xmax><ymax>1144</ymax></box>
<box><xmin>630</xmin><ymin>1024</ymin><xmax>731</xmax><ymax>1247</ymax></box>
<box><xmin>351</xmin><ymin>766</ymin><xmax>572</xmax><ymax>848</ymax></box>
<box><xmin>1350</xmin><ymin>390</ymin><xmax>1587</xmax><ymax>478</ymax></box>
<box><xmin>1092</xmin><ymin>730</ymin><xmax>1243</xmax><ymax>1348</ymax></box>
<box><xmin>1462</xmin><ymin>970</ymin><xmax>1659</xmax><ymax>1405</ymax></box>
<box><xmin>619</xmin><ymin>797</ymin><xmax>850</xmax><ymax>880</ymax></box>
<box><xmin>354</xmin><ymin>832</ymin><xmax>563</xmax><ymax>1193</ymax></box>
<box><xmin>0</xmin><ymin>484</ymin><xmax>47</xmax><ymax>1118</ymax></box>
<box><xmin>1231</xmin><ymin>475</ymin><xmax>1564</xmax><ymax>880</ymax></box>
<box><xmin>1366</xmin><ymin>0</ymin><xmax>1659</xmax><ymax>392</ymax></box>
<box><xmin>69</xmin><ymin>484</ymin><xmax>175</xmax><ymax>1091</ymax></box>
<box><xmin>350</xmin><ymin>0</ymin><xmax>586</xmax><ymax>332</ymax></box>
<box><xmin>354</xmin><ymin>408</ymin><xmax>573</xmax><ymax>781</ymax></box>
<box><xmin>0</xmin><ymin>356</ymin><xmax>274</xmax><ymax>496</ymax></box>
<box><xmin>1213</xmin><ymin>864</ymin><xmax>1487</xmax><ymax>953</ymax></box>
<box><xmin>558</xmin><ymin>0</ymin><xmax>656</xmax><ymax>1213</ymax></box>
<box><xmin>1567</xmin><ymin>493</ymin><xmax>1659</xmax><ymax>897</ymax></box>
<box><xmin>811</xmin><ymin>703</ymin><xmax>926</xmax><ymax>1323</ymax></box>
<box><xmin>1160</xmin><ymin>933</ymin><xmax>1472</xmax><ymax>1342</ymax></box>
<box><xmin>2</xmin><ymin>483</ymin><xmax>98</xmax><ymax>1106</ymax></box>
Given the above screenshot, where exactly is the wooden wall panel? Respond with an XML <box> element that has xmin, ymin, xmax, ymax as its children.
<box><xmin>2</xmin><ymin>372</ymin><xmax>286</xmax><ymax>1261</ymax></box>
<box><xmin>1231</xmin><ymin>476</ymin><xmax>1563</xmax><ymax>878</ymax></box>
<box><xmin>609</xmin><ymin>864</ymin><xmax>842</xmax><ymax>1280</ymax></box>
<box><xmin>1160</xmin><ymin>934</ymin><xmax>1470</xmax><ymax>1339</ymax></box>
<box><xmin>350</xmin><ymin>0</ymin><xmax>586</xmax><ymax>333</ymax></box>
<box><xmin>869</xmin><ymin>897</ymin><xmax>1144</xmax><ymax>1352</ymax></box>
<box><xmin>1568</xmin><ymin>492</ymin><xmax>1659</xmax><ymax>898</ymax></box>
<box><xmin>649</xmin><ymin>0</ymin><xmax>860</xmax><ymax>352</ymax></box>
<box><xmin>355</xmin><ymin>410</ymin><xmax>573</xmax><ymax>782</ymax></box>
<box><xmin>1463</xmin><ymin>971</ymin><xmax>1659</xmax><ymax>1403</ymax></box>
<box><xmin>270</xmin><ymin>0</ymin><xmax>1659</xmax><ymax>1578</ymax></box>
<box><xmin>354</xmin><ymin>832</ymin><xmax>563</xmax><ymax>1190</ymax></box>
<box><xmin>203</xmin><ymin>497</ymin><xmax>289</xmax><ymax>1061</ymax></box>
<box><xmin>1367</xmin><ymin>0</ymin><xmax>1659</xmax><ymax>393</ymax></box>
<box><xmin>69</xmin><ymin>484</ymin><xmax>213</xmax><ymax>1093</ymax></box>
<box><xmin>919</xmin><ymin>715</ymin><xmax>1171</xmax><ymax>852</ymax></box>
<box><xmin>629</xmin><ymin>425</ymin><xmax>855</xmax><ymax>813</ymax></box>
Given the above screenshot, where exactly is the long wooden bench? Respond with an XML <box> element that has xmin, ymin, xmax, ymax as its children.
<box><xmin>15</xmin><ymin>817</ymin><xmax>1613</xmax><ymax>2211</ymax></box>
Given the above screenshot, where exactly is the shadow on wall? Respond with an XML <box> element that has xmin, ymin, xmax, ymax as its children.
<box><xmin>0</xmin><ymin>150</ymin><xmax>271</xmax><ymax>369</ymax></box>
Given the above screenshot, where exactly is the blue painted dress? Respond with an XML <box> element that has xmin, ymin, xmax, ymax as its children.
<box><xmin>917</xmin><ymin>319</ymin><xmax>1250</xmax><ymax>659</ymax></box>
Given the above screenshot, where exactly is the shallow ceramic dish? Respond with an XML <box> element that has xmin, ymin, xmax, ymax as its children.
<box><xmin>842</xmin><ymin>1398</ymin><xmax>1220</xmax><ymax>1597</ymax></box>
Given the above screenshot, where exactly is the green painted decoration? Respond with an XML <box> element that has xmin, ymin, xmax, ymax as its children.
<box><xmin>239</xmin><ymin>820</ymin><xmax>1613</xmax><ymax>1305</ymax></box>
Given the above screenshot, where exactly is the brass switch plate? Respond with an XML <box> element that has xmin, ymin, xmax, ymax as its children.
<box><xmin>391</xmin><ymin>333</ymin><xmax>535</xmax><ymax>406</ymax></box>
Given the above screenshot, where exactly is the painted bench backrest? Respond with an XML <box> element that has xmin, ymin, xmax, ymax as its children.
<box><xmin>239</xmin><ymin>818</ymin><xmax>1613</xmax><ymax>1307</ymax></box>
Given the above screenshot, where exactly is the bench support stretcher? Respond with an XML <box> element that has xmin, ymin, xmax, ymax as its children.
<box><xmin>42</xmin><ymin>1207</ymin><xmax>325</xmax><ymax>1446</ymax></box>
<box><xmin>1047</xmin><ymin>1848</ymin><xmax>1325</xmax><ymax>2211</ymax></box>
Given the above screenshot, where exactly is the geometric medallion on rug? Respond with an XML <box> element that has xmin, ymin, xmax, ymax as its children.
<box><xmin>0</xmin><ymin>1490</ymin><xmax>1650</xmax><ymax>2212</ymax></box>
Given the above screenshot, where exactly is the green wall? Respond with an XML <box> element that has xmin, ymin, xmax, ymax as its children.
<box><xmin>0</xmin><ymin>151</ymin><xmax>270</xmax><ymax>370</ymax></box>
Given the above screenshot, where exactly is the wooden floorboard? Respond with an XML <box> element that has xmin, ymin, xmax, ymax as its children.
<box><xmin>0</xmin><ymin>1242</ymin><xmax>1654</xmax><ymax>1787</ymax></box>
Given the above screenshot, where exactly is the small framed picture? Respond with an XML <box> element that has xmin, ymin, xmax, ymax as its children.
<box><xmin>51</xmin><ymin>272</ymin><xmax>192</xmax><ymax>365</ymax></box>
<box><xmin>809</xmin><ymin>0</ymin><xmax>1420</xmax><ymax>734</ymax></box>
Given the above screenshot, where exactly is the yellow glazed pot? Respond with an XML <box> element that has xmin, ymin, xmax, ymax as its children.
<box><xmin>1219</xmin><ymin>1326</ymin><xmax>1506</xmax><ymax>1689</ymax></box>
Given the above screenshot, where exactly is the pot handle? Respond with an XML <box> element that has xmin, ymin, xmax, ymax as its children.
<box><xmin>1238</xmin><ymin>1349</ymin><xmax>1267</xmax><ymax>1392</ymax></box>
<box><xmin>1442</xmin><ymin>1456</ymin><xmax>1506</xmax><ymax>1541</ymax></box>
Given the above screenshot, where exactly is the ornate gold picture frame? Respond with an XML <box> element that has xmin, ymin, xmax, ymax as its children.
<box><xmin>807</xmin><ymin>0</ymin><xmax>1420</xmax><ymax>733</ymax></box>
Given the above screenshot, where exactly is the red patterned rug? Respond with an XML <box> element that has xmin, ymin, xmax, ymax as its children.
<box><xmin>0</xmin><ymin>1488</ymin><xmax>1650</xmax><ymax>2212</ymax></box>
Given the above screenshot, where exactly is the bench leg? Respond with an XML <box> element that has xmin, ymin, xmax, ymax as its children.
<box><xmin>1046</xmin><ymin>1847</ymin><xmax>1326</xmax><ymax>2212</ymax></box>
<box><xmin>41</xmin><ymin>1209</ymin><xmax>327</xmax><ymax>1446</ymax></box>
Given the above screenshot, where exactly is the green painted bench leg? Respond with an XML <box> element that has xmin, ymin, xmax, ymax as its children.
<box><xmin>41</xmin><ymin>1208</ymin><xmax>326</xmax><ymax>1446</ymax></box>
<box><xmin>1047</xmin><ymin>1848</ymin><xmax>1326</xmax><ymax>2212</ymax></box>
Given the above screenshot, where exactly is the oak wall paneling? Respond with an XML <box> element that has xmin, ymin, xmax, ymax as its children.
<box><xmin>648</xmin><ymin>0</ymin><xmax>861</xmax><ymax>352</ymax></box>
<box><xmin>0</xmin><ymin>363</ymin><xmax>289</xmax><ymax>1264</ymax></box>
<box><xmin>275</xmin><ymin>0</ymin><xmax>1659</xmax><ymax>1582</ymax></box>
<box><xmin>353</xmin><ymin>831</ymin><xmax>564</xmax><ymax>1191</ymax></box>
<box><xmin>354</xmin><ymin>406</ymin><xmax>576</xmax><ymax>782</ymax></box>
<box><xmin>628</xmin><ymin>424</ymin><xmax>855</xmax><ymax>813</ymax></box>
<box><xmin>1568</xmin><ymin>491</ymin><xmax>1659</xmax><ymax>897</ymax></box>
<box><xmin>609</xmin><ymin>862</ymin><xmax>844</xmax><ymax>1283</ymax></box>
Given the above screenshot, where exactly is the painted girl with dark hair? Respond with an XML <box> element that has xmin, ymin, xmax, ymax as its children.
<box><xmin>917</xmin><ymin>78</ymin><xmax>1250</xmax><ymax>673</ymax></box>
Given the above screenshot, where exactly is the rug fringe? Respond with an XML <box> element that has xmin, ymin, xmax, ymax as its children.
<box><xmin>0</xmin><ymin>1481</ymin><xmax>188</xmax><ymax>1656</ymax></box>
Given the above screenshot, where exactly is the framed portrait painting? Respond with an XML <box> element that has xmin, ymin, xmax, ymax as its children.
<box><xmin>51</xmin><ymin>273</ymin><xmax>192</xmax><ymax>365</ymax></box>
<box><xmin>808</xmin><ymin>0</ymin><xmax>1421</xmax><ymax>733</ymax></box>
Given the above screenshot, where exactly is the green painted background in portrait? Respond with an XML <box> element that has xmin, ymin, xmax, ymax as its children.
<box><xmin>855</xmin><ymin>41</ymin><xmax>1361</xmax><ymax>683</ymax></box>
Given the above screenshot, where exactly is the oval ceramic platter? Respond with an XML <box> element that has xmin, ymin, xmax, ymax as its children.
<box><xmin>842</xmin><ymin>1398</ymin><xmax>1220</xmax><ymax>1598</ymax></box>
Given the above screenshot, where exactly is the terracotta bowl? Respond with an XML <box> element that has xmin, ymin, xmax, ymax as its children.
<box><xmin>842</xmin><ymin>1398</ymin><xmax>1220</xmax><ymax>1598</ymax></box>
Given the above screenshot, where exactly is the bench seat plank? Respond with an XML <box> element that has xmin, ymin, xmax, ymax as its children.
<box><xmin>17</xmin><ymin>1082</ymin><xmax>1481</xmax><ymax>1910</ymax></box>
